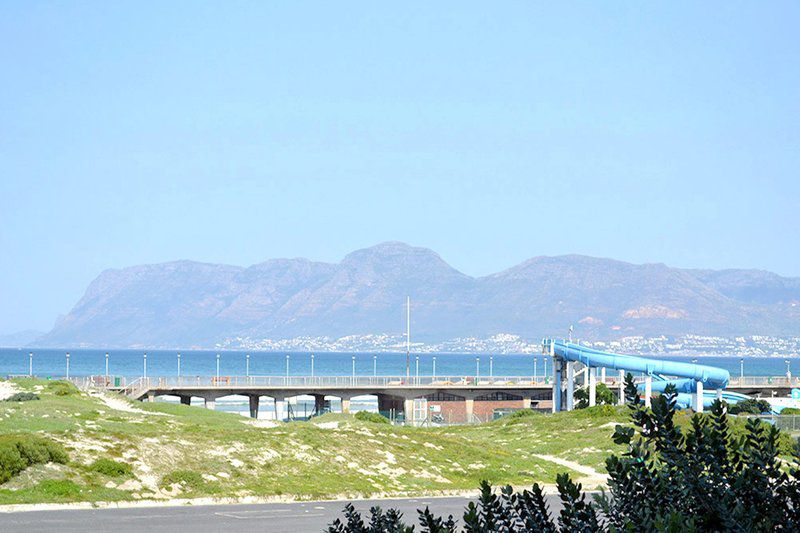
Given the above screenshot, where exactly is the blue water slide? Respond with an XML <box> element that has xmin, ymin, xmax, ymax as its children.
<box><xmin>550</xmin><ymin>340</ymin><xmax>730</xmax><ymax>391</ymax></box>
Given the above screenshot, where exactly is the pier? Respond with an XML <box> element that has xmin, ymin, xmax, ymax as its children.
<box><xmin>65</xmin><ymin>372</ymin><xmax>800</xmax><ymax>424</ymax></box>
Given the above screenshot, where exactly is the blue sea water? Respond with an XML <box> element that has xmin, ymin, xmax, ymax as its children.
<box><xmin>0</xmin><ymin>347</ymin><xmax>795</xmax><ymax>380</ymax></box>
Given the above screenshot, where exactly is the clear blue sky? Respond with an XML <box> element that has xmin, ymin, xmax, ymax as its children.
<box><xmin>1</xmin><ymin>2</ymin><xmax>798</xmax><ymax>333</ymax></box>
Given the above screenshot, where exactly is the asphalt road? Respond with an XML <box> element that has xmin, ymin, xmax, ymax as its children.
<box><xmin>0</xmin><ymin>494</ymin><xmax>565</xmax><ymax>532</ymax></box>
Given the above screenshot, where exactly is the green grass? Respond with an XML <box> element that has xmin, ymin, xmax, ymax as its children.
<box><xmin>5</xmin><ymin>377</ymin><xmax>776</xmax><ymax>506</ymax></box>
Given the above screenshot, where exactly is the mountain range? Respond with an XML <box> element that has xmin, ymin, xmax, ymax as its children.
<box><xmin>34</xmin><ymin>242</ymin><xmax>800</xmax><ymax>348</ymax></box>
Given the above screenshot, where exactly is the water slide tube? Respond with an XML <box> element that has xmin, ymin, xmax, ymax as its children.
<box><xmin>548</xmin><ymin>340</ymin><xmax>760</xmax><ymax>411</ymax></box>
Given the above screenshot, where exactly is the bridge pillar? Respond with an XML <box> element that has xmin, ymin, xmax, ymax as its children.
<box><xmin>274</xmin><ymin>396</ymin><xmax>286</xmax><ymax>421</ymax></box>
<box><xmin>147</xmin><ymin>392</ymin><xmax>155</xmax><ymax>403</ymax></box>
<box><xmin>522</xmin><ymin>397</ymin><xmax>532</xmax><ymax>410</ymax></box>
<box><xmin>618</xmin><ymin>370</ymin><xmax>625</xmax><ymax>405</ymax></box>
<box><xmin>341</xmin><ymin>396</ymin><xmax>351</xmax><ymax>414</ymax></box>
<box><xmin>600</xmin><ymin>367</ymin><xmax>606</xmax><ymax>385</ymax></box>
<box><xmin>589</xmin><ymin>367</ymin><xmax>597</xmax><ymax>407</ymax></box>
<box><xmin>695</xmin><ymin>381</ymin><xmax>704</xmax><ymax>413</ymax></box>
<box><xmin>204</xmin><ymin>397</ymin><xmax>215</xmax><ymax>410</ymax></box>
<box><xmin>180</xmin><ymin>396</ymin><xmax>191</xmax><ymax>406</ymax></box>
<box><xmin>249</xmin><ymin>395</ymin><xmax>259</xmax><ymax>419</ymax></box>
<box><xmin>644</xmin><ymin>375</ymin><xmax>652</xmax><ymax>408</ymax></box>
<box><xmin>403</xmin><ymin>398</ymin><xmax>415</xmax><ymax>424</ymax></box>
<box><xmin>465</xmin><ymin>398</ymin><xmax>474</xmax><ymax>423</ymax></box>
<box><xmin>313</xmin><ymin>394</ymin><xmax>326</xmax><ymax>415</ymax></box>
<box><xmin>566</xmin><ymin>362</ymin><xmax>575</xmax><ymax>411</ymax></box>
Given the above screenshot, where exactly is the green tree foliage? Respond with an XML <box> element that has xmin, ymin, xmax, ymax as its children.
<box><xmin>574</xmin><ymin>382</ymin><xmax>616</xmax><ymax>408</ymax></box>
<box><xmin>727</xmin><ymin>397</ymin><xmax>772</xmax><ymax>415</ymax></box>
<box><xmin>328</xmin><ymin>373</ymin><xmax>800</xmax><ymax>532</ymax></box>
<box><xmin>355</xmin><ymin>411</ymin><xmax>391</xmax><ymax>424</ymax></box>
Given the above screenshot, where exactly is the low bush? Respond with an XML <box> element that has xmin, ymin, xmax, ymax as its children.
<box><xmin>46</xmin><ymin>380</ymin><xmax>79</xmax><ymax>397</ymax></box>
<box><xmin>89</xmin><ymin>458</ymin><xmax>132</xmax><ymax>477</ymax></box>
<box><xmin>35</xmin><ymin>479</ymin><xmax>82</xmax><ymax>499</ymax></box>
<box><xmin>780</xmin><ymin>407</ymin><xmax>800</xmax><ymax>415</ymax></box>
<box><xmin>0</xmin><ymin>435</ymin><xmax>68</xmax><ymax>483</ymax></box>
<box><xmin>729</xmin><ymin>397</ymin><xmax>773</xmax><ymax>414</ymax></box>
<box><xmin>161</xmin><ymin>469</ymin><xmax>204</xmax><ymax>490</ymax></box>
<box><xmin>355</xmin><ymin>411</ymin><xmax>390</xmax><ymax>424</ymax></box>
<box><xmin>3</xmin><ymin>392</ymin><xmax>39</xmax><ymax>402</ymax></box>
<box><xmin>506</xmin><ymin>408</ymin><xmax>539</xmax><ymax>420</ymax></box>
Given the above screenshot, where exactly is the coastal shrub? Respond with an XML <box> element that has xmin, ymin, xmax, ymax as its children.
<box><xmin>781</xmin><ymin>407</ymin><xmax>800</xmax><ymax>415</ymax></box>
<box><xmin>46</xmin><ymin>380</ymin><xmax>79</xmax><ymax>397</ymax></box>
<box><xmin>4</xmin><ymin>392</ymin><xmax>39</xmax><ymax>402</ymax></box>
<box><xmin>574</xmin><ymin>382</ymin><xmax>616</xmax><ymax>408</ymax></box>
<box><xmin>355</xmin><ymin>411</ymin><xmax>390</xmax><ymax>424</ymax></box>
<box><xmin>506</xmin><ymin>408</ymin><xmax>539</xmax><ymax>420</ymax></box>
<box><xmin>728</xmin><ymin>397</ymin><xmax>772</xmax><ymax>415</ymax></box>
<box><xmin>328</xmin><ymin>374</ymin><xmax>800</xmax><ymax>532</ymax></box>
<box><xmin>0</xmin><ymin>435</ymin><xmax>68</xmax><ymax>483</ymax></box>
<box><xmin>89</xmin><ymin>458</ymin><xmax>132</xmax><ymax>477</ymax></box>
<box><xmin>161</xmin><ymin>469</ymin><xmax>204</xmax><ymax>490</ymax></box>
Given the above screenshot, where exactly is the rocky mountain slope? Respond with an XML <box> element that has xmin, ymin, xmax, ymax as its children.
<box><xmin>36</xmin><ymin>242</ymin><xmax>800</xmax><ymax>348</ymax></box>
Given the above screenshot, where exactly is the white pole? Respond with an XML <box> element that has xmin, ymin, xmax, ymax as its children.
<box><xmin>66</xmin><ymin>352</ymin><xmax>70</xmax><ymax>379</ymax></box>
<box><xmin>286</xmin><ymin>354</ymin><xmax>290</xmax><ymax>377</ymax></box>
<box><xmin>245</xmin><ymin>353</ymin><xmax>249</xmax><ymax>377</ymax></box>
<box><xmin>373</xmin><ymin>355</ymin><xmax>377</xmax><ymax>377</ymax></box>
<box><xmin>740</xmin><ymin>358</ymin><xmax>744</xmax><ymax>380</ymax></box>
<box><xmin>476</xmin><ymin>357</ymin><xmax>480</xmax><ymax>379</ymax></box>
<box><xmin>177</xmin><ymin>353</ymin><xmax>181</xmax><ymax>378</ymax></box>
<box><xmin>432</xmin><ymin>356</ymin><xmax>436</xmax><ymax>379</ymax></box>
<box><xmin>310</xmin><ymin>354</ymin><xmax>315</xmax><ymax>377</ymax></box>
<box><xmin>143</xmin><ymin>352</ymin><xmax>147</xmax><ymax>379</ymax></box>
<box><xmin>105</xmin><ymin>352</ymin><xmax>109</xmax><ymax>379</ymax></box>
<box><xmin>29</xmin><ymin>352</ymin><xmax>33</xmax><ymax>377</ymax></box>
<box><xmin>489</xmin><ymin>356</ymin><xmax>493</xmax><ymax>379</ymax></box>
<box><xmin>415</xmin><ymin>355</ymin><xmax>419</xmax><ymax>383</ymax></box>
<box><xmin>533</xmin><ymin>357</ymin><xmax>537</xmax><ymax>382</ymax></box>
<box><xmin>406</xmin><ymin>296</ymin><xmax>411</xmax><ymax>380</ymax></box>
<box><xmin>216</xmin><ymin>353</ymin><xmax>220</xmax><ymax>379</ymax></box>
<box><xmin>352</xmin><ymin>355</ymin><xmax>356</xmax><ymax>382</ymax></box>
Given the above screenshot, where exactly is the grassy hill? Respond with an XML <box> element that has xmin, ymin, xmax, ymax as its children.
<box><xmin>0</xmin><ymin>378</ymin><xmax>628</xmax><ymax>506</ymax></box>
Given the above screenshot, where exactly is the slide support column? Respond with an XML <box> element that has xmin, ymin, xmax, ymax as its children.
<box><xmin>644</xmin><ymin>375</ymin><xmax>652</xmax><ymax>408</ymax></box>
<box><xmin>589</xmin><ymin>367</ymin><xmax>597</xmax><ymax>407</ymax></box>
<box><xmin>552</xmin><ymin>358</ymin><xmax>562</xmax><ymax>413</ymax></box>
<box><xmin>274</xmin><ymin>396</ymin><xmax>286</xmax><ymax>421</ymax></box>
<box><xmin>566</xmin><ymin>362</ymin><xmax>575</xmax><ymax>411</ymax></box>
<box><xmin>618</xmin><ymin>370</ymin><xmax>625</xmax><ymax>405</ymax></box>
<box><xmin>695</xmin><ymin>381</ymin><xmax>704</xmax><ymax>413</ymax></box>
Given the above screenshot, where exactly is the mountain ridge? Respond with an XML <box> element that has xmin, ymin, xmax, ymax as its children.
<box><xmin>36</xmin><ymin>242</ymin><xmax>800</xmax><ymax>348</ymax></box>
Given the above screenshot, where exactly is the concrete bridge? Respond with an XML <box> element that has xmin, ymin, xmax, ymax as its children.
<box><xmin>71</xmin><ymin>372</ymin><xmax>800</xmax><ymax>424</ymax></box>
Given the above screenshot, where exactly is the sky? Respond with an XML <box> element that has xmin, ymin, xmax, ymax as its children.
<box><xmin>1</xmin><ymin>2</ymin><xmax>799</xmax><ymax>334</ymax></box>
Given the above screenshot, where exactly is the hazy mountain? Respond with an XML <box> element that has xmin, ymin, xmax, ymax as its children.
<box><xmin>0</xmin><ymin>330</ymin><xmax>44</xmax><ymax>347</ymax></box>
<box><xmin>35</xmin><ymin>242</ymin><xmax>800</xmax><ymax>348</ymax></box>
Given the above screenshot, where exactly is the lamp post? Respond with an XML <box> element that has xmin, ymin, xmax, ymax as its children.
<box><xmin>105</xmin><ymin>352</ymin><xmax>109</xmax><ymax>379</ymax></box>
<box><xmin>415</xmin><ymin>355</ymin><xmax>419</xmax><ymax>383</ymax></box>
<box><xmin>476</xmin><ymin>357</ymin><xmax>480</xmax><ymax>379</ymax></box>
<box><xmin>373</xmin><ymin>355</ymin><xmax>377</xmax><ymax>377</ymax></box>
<box><xmin>177</xmin><ymin>352</ymin><xmax>181</xmax><ymax>380</ymax></box>
<box><xmin>489</xmin><ymin>356</ymin><xmax>493</xmax><ymax>379</ymax></box>
<box><xmin>29</xmin><ymin>352</ymin><xmax>33</xmax><ymax>377</ymax></box>
<box><xmin>740</xmin><ymin>358</ymin><xmax>744</xmax><ymax>380</ymax></box>
<box><xmin>544</xmin><ymin>357</ymin><xmax>547</xmax><ymax>382</ymax></box>
<box><xmin>534</xmin><ymin>357</ymin><xmax>537</xmax><ymax>382</ymax></box>
<box><xmin>286</xmin><ymin>354</ymin><xmax>290</xmax><ymax>378</ymax></box>
<box><xmin>66</xmin><ymin>352</ymin><xmax>70</xmax><ymax>379</ymax></box>
<box><xmin>310</xmin><ymin>353</ymin><xmax>315</xmax><ymax>377</ymax></box>
<box><xmin>245</xmin><ymin>353</ymin><xmax>249</xmax><ymax>377</ymax></box>
<box><xmin>786</xmin><ymin>359</ymin><xmax>791</xmax><ymax>380</ymax></box>
<box><xmin>352</xmin><ymin>355</ymin><xmax>356</xmax><ymax>382</ymax></box>
<box><xmin>216</xmin><ymin>353</ymin><xmax>220</xmax><ymax>379</ymax></box>
<box><xmin>143</xmin><ymin>352</ymin><xmax>147</xmax><ymax>379</ymax></box>
<box><xmin>433</xmin><ymin>356</ymin><xmax>437</xmax><ymax>379</ymax></box>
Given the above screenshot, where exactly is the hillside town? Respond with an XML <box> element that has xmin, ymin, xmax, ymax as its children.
<box><xmin>218</xmin><ymin>333</ymin><xmax>800</xmax><ymax>357</ymax></box>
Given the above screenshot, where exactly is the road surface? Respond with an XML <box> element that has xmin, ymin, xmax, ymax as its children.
<box><xmin>0</xmin><ymin>494</ymin><xmax>565</xmax><ymax>532</ymax></box>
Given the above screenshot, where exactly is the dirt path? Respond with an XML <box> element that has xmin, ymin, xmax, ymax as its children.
<box><xmin>531</xmin><ymin>454</ymin><xmax>607</xmax><ymax>486</ymax></box>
